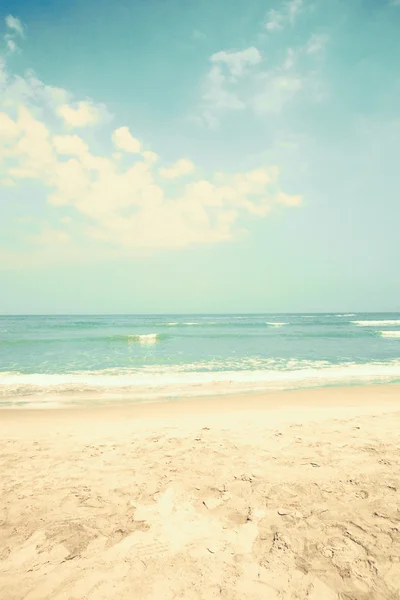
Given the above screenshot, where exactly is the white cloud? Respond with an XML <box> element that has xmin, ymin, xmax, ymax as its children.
<box><xmin>142</xmin><ymin>150</ymin><xmax>158</xmax><ymax>164</ymax></box>
<box><xmin>6</xmin><ymin>106</ymin><xmax>54</xmax><ymax>180</ymax></box>
<box><xmin>276</xmin><ymin>191</ymin><xmax>302</xmax><ymax>206</ymax></box>
<box><xmin>6</xmin><ymin>39</ymin><xmax>17</xmax><ymax>54</ymax></box>
<box><xmin>283</xmin><ymin>48</ymin><xmax>296</xmax><ymax>71</ymax></box>
<box><xmin>202</xmin><ymin>65</ymin><xmax>245</xmax><ymax>112</ymax></box>
<box><xmin>4</xmin><ymin>15</ymin><xmax>24</xmax><ymax>55</ymax></box>
<box><xmin>0</xmin><ymin>105</ymin><xmax>300</xmax><ymax>252</ymax></box>
<box><xmin>198</xmin><ymin>27</ymin><xmax>327</xmax><ymax>125</ymax></box>
<box><xmin>0</xmin><ymin>68</ymin><xmax>69</xmax><ymax>109</ymax></box>
<box><xmin>265</xmin><ymin>0</ymin><xmax>303</xmax><ymax>32</ymax></box>
<box><xmin>288</xmin><ymin>0</ymin><xmax>303</xmax><ymax>24</ymax></box>
<box><xmin>200</xmin><ymin>48</ymin><xmax>301</xmax><ymax>122</ymax></box>
<box><xmin>306</xmin><ymin>33</ymin><xmax>328</xmax><ymax>55</ymax></box>
<box><xmin>0</xmin><ymin>61</ymin><xmax>107</xmax><ymax>139</ymax></box>
<box><xmin>0</xmin><ymin>111</ymin><xmax>19</xmax><ymax>138</ymax></box>
<box><xmin>56</xmin><ymin>101</ymin><xmax>109</xmax><ymax>128</ymax></box>
<box><xmin>210</xmin><ymin>47</ymin><xmax>262</xmax><ymax>78</ymax></box>
<box><xmin>53</xmin><ymin>133</ymin><xmax>89</xmax><ymax>156</ymax></box>
<box><xmin>0</xmin><ymin>52</ymin><xmax>301</xmax><ymax>257</ymax></box>
<box><xmin>252</xmin><ymin>74</ymin><xmax>303</xmax><ymax>114</ymax></box>
<box><xmin>266</xmin><ymin>10</ymin><xmax>284</xmax><ymax>32</ymax></box>
<box><xmin>5</xmin><ymin>15</ymin><xmax>24</xmax><ymax>37</ymax></box>
<box><xmin>159</xmin><ymin>159</ymin><xmax>195</xmax><ymax>179</ymax></box>
<box><xmin>198</xmin><ymin>47</ymin><xmax>263</xmax><ymax>124</ymax></box>
<box><xmin>112</xmin><ymin>126</ymin><xmax>142</xmax><ymax>153</ymax></box>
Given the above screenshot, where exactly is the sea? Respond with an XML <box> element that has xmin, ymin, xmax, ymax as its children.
<box><xmin>0</xmin><ymin>313</ymin><xmax>399</xmax><ymax>408</ymax></box>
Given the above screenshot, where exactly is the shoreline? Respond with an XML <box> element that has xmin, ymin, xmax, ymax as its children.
<box><xmin>0</xmin><ymin>381</ymin><xmax>399</xmax><ymax>415</ymax></box>
<box><xmin>1</xmin><ymin>385</ymin><xmax>399</xmax><ymax>439</ymax></box>
<box><xmin>2</xmin><ymin>362</ymin><xmax>400</xmax><ymax>411</ymax></box>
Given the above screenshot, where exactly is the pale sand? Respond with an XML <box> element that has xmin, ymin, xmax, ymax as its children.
<box><xmin>1</xmin><ymin>385</ymin><xmax>400</xmax><ymax>600</ymax></box>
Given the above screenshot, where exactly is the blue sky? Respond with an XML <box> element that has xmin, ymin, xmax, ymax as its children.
<box><xmin>0</xmin><ymin>0</ymin><xmax>399</xmax><ymax>313</ymax></box>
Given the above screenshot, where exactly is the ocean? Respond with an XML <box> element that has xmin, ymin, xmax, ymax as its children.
<box><xmin>0</xmin><ymin>313</ymin><xmax>399</xmax><ymax>407</ymax></box>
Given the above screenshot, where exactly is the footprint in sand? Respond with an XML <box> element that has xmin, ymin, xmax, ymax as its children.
<box><xmin>130</xmin><ymin>487</ymin><xmax>262</xmax><ymax>558</ymax></box>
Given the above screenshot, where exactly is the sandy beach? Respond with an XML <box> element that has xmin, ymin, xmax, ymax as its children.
<box><xmin>1</xmin><ymin>385</ymin><xmax>400</xmax><ymax>599</ymax></box>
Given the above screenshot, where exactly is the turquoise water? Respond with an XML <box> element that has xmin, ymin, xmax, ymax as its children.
<box><xmin>0</xmin><ymin>313</ymin><xmax>399</xmax><ymax>407</ymax></box>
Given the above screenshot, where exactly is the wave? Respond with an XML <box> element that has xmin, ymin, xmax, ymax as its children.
<box><xmin>164</xmin><ymin>322</ymin><xmax>201</xmax><ymax>326</ymax></box>
<box><xmin>164</xmin><ymin>321</ymin><xmax>284</xmax><ymax>328</ymax></box>
<box><xmin>0</xmin><ymin>328</ymin><xmax>380</xmax><ymax>346</ymax></box>
<box><xmin>0</xmin><ymin>333</ymin><xmax>167</xmax><ymax>345</ymax></box>
<box><xmin>127</xmin><ymin>333</ymin><xmax>159</xmax><ymax>343</ymax></box>
<box><xmin>380</xmin><ymin>331</ymin><xmax>400</xmax><ymax>339</ymax></box>
<box><xmin>28</xmin><ymin>319</ymin><xmax>106</xmax><ymax>330</ymax></box>
<box><xmin>352</xmin><ymin>320</ymin><xmax>400</xmax><ymax>327</ymax></box>
<box><xmin>1</xmin><ymin>361</ymin><xmax>400</xmax><ymax>405</ymax></box>
<box><xmin>335</xmin><ymin>314</ymin><xmax>355</xmax><ymax>317</ymax></box>
<box><xmin>153</xmin><ymin>321</ymin><xmax>288</xmax><ymax>329</ymax></box>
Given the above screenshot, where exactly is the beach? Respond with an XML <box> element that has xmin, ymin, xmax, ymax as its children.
<box><xmin>2</xmin><ymin>0</ymin><xmax>400</xmax><ymax>596</ymax></box>
<box><xmin>1</xmin><ymin>384</ymin><xmax>400</xmax><ymax>599</ymax></box>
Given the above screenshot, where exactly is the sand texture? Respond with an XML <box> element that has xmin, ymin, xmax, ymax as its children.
<box><xmin>1</xmin><ymin>385</ymin><xmax>400</xmax><ymax>599</ymax></box>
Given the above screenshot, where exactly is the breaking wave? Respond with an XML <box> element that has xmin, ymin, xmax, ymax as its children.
<box><xmin>379</xmin><ymin>331</ymin><xmax>400</xmax><ymax>339</ymax></box>
<box><xmin>352</xmin><ymin>320</ymin><xmax>400</xmax><ymax>327</ymax></box>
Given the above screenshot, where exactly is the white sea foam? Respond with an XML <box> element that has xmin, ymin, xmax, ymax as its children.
<box><xmin>167</xmin><ymin>321</ymin><xmax>215</xmax><ymax>326</ymax></box>
<box><xmin>128</xmin><ymin>333</ymin><xmax>158</xmax><ymax>343</ymax></box>
<box><xmin>336</xmin><ymin>314</ymin><xmax>355</xmax><ymax>317</ymax></box>
<box><xmin>352</xmin><ymin>320</ymin><xmax>400</xmax><ymax>327</ymax></box>
<box><xmin>1</xmin><ymin>360</ymin><xmax>400</xmax><ymax>407</ymax></box>
<box><xmin>380</xmin><ymin>331</ymin><xmax>400</xmax><ymax>339</ymax></box>
<box><xmin>265</xmin><ymin>322</ymin><xmax>288</xmax><ymax>327</ymax></box>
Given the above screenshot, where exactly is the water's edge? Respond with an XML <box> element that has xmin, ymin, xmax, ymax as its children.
<box><xmin>2</xmin><ymin>313</ymin><xmax>400</xmax><ymax>408</ymax></box>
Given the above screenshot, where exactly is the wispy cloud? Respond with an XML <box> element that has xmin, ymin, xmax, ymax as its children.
<box><xmin>197</xmin><ymin>47</ymin><xmax>262</xmax><ymax>124</ymax></box>
<box><xmin>266</xmin><ymin>0</ymin><xmax>304</xmax><ymax>32</ymax></box>
<box><xmin>251</xmin><ymin>72</ymin><xmax>303</xmax><ymax>115</ymax></box>
<box><xmin>197</xmin><ymin>32</ymin><xmax>327</xmax><ymax>124</ymax></box>
<box><xmin>288</xmin><ymin>0</ymin><xmax>303</xmax><ymax>24</ymax></box>
<box><xmin>202</xmin><ymin>63</ymin><xmax>245</xmax><ymax>112</ymax></box>
<box><xmin>6</xmin><ymin>39</ymin><xmax>17</xmax><ymax>53</ymax></box>
<box><xmin>306</xmin><ymin>33</ymin><xmax>329</xmax><ymax>56</ymax></box>
<box><xmin>210</xmin><ymin>47</ymin><xmax>262</xmax><ymax>78</ymax></box>
<box><xmin>4</xmin><ymin>14</ymin><xmax>24</xmax><ymax>54</ymax></box>
<box><xmin>5</xmin><ymin>15</ymin><xmax>24</xmax><ymax>37</ymax></box>
<box><xmin>265</xmin><ymin>10</ymin><xmax>284</xmax><ymax>32</ymax></box>
<box><xmin>198</xmin><ymin>47</ymin><xmax>263</xmax><ymax>119</ymax></box>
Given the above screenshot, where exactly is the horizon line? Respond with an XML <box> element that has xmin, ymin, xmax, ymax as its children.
<box><xmin>0</xmin><ymin>311</ymin><xmax>397</xmax><ymax>317</ymax></box>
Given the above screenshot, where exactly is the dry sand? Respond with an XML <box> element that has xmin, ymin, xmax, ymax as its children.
<box><xmin>1</xmin><ymin>385</ymin><xmax>400</xmax><ymax>600</ymax></box>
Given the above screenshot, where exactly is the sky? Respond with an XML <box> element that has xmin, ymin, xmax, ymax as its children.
<box><xmin>0</xmin><ymin>0</ymin><xmax>399</xmax><ymax>314</ymax></box>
